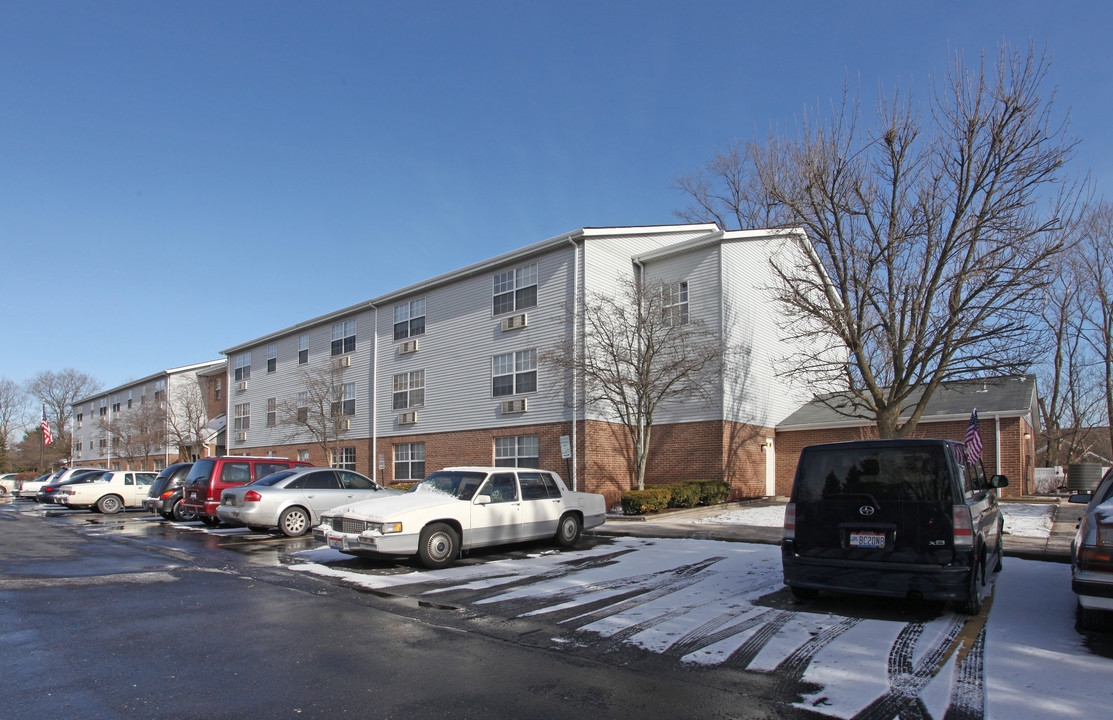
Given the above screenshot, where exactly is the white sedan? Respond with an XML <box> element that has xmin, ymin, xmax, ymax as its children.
<box><xmin>314</xmin><ymin>466</ymin><xmax>606</xmax><ymax>568</ymax></box>
<box><xmin>61</xmin><ymin>470</ymin><xmax>158</xmax><ymax>513</ymax></box>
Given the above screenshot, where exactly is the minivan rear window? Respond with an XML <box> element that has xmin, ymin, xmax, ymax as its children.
<box><xmin>186</xmin><ymin>459</ymin><xmax>216</xmax><ymax>485</ymax></box>
<box><xmin>795</xmin><ymin>446</ymin><xmax>951</xmax><ymax>503</ymax></box>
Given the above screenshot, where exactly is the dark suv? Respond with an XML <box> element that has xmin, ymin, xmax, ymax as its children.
<box><xmin>142</xmin><ymin>462</ymin><xmax>195</xmax><ymax>521</ymax></box>
<box><xmin>781</xmin><ymin>439</ymin><xmax>1008</xmax><ymax>613</ymax></box>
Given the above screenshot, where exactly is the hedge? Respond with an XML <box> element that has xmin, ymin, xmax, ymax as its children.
<box><xmin>620</xmin><ymin>487</ymin><xmax>672</xmax><ymax>515</ymax></box>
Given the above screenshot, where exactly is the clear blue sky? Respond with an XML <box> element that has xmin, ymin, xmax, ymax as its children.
<box><xmin>2</xmin><ymin>1</ymin><xmax>1110</xmax><ymax>396</ymax></box>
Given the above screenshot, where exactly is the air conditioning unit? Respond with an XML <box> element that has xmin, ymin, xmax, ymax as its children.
<box><xmin>235</xmin><ymin>432</ymin><xmax>247</xmax><ymax>443</ymax></box>
<box><xmin>334</xmin><ymin>356</ymin><xmax>351</xmax><ymax>369</ymax></box>
<box><xmin>398</xmin><ymin>411</ymin><xmax>417</xmax><ymax>426</ymax></box>
<box><xmin>237</xmin><ymin>381</ymin><xmax>248</xmax><ymax>392</ymax></box>
<box><xmin>400</xmin><ymin>340</ymin><xmax>419</xmax><ymax>355</ymax></box>
<box><xmin>338</xmin><ymin>418</ymin><xmax>350</xmax><ymax>431</ymax></box>
<box><xmin>501</xmin><ymin>398</ymin><xmax>528</xmax><ymax>414</ymax></box>
<box><xmin>500</xmin><ymin>313</ymin><xmax>528</xmax><ymax>331</ymax></box>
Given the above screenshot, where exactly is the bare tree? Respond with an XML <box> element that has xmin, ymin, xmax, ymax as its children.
<box><xmin>166</xmin><ymin>378</ymin><xmax>213</xmax><ymax>461</ymax></box>
<box><xmin>676</xmin><ymin>43</ymin><xmax>1084</xmax><ymax>436</ymax></box>
<box><xmin>101</xmin><ymin>401</ymin><xmax>167</xmax><ymax>470</ymax></box>
<box><xmin>25</xmin><ymin>369</ymin><xmax>101</xmax><ymax>450</ymax></box>
<box><xmin>277</xmin><ymin>363</ymin><xmax>352</xmax><ymax>465</ymax></box>
<box><xmin>542</xmin><ymin>276</ymin><xmax>723</xmax><ymax>490</ymax></box>
<box><xmin>1076</xmin><ymin>202</ymin><xmax>1113</xmax><ymax>452</ymax></box>
<box><xmin>0</xmin><ymin>377</ymin><xmax>28</xmax><ymax>471</ymax></box>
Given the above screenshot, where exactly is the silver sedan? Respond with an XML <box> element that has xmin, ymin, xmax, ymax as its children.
<box><xmin>216</xmin><ymin>468</ymin><xmax>403</xmax><ymax>537</ymax></box>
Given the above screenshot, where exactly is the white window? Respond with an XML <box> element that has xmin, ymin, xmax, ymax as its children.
<box><xmin>331</xmin><ymin>382</ymin><xmax>356</xmax><ymax>416</ymax></box>
<box><xmin>296</xmin><ymin>391</ymin><xmax>309</xmax><ymax>423</ymax></box>
<box><xmin>494</xmin><ymin>435</ymin><xmax>539</xmax><ymax>468</ymax></box>
<box><xmin>267</xmin><ymin>343</ymin><xmax>277</xmax><ymax>373</ymax></box>
<box><xmin>234</xmin><ymin>352</ymin><xmax>251</xmax><ymax>382</ymax></box>
<box><xmin>331</xmin><ymin>447</ymin><xmax>356</xmax><ymax>470</ymax></box>
<box><xmin>297</xmin><ymin>449</ymin><xmax>310</xmax><ymax>462</ymax></box>
<box><xmin>298</xmin><ymin>333</ymin><xmax>309</xmax><ymax>364</ymax></box>
<box><xmin>233</xmin><ymin>403</ymin><xmax>250</xmax><ymax>431</ymax></box>
<box><xmin>394</xmin><ymin>442</ymin><xmax>426</xmax><ymax>480</ymax></box>
<box><xmin>77</xmin><ymin>413</ymin><xmax>83</xmax><ymax>428</ymax></box>
<box><xmin>663</xmin><ymin>281</ymin><xmax>689</xmax><ymax>326</ymax></box>
<box><xmin>493</xmin><ymin>263</ymin><xmax>538</xmax><ymax>315</ymax></box>
<box><xmin>394</xmin><ymin>298</ymin><xmax>426</xmax><ymax>341</ymax></box>
<box><xmin>331</xmin><ymin>320</ymin><xmax>356</xmax><ymax>356</ymax></box>
<box><xmin>392</xmin><ymin>371</ymin><xmax>425</xmax><ymax>410</ymax></box>
<box><xmin>266</xmin><ymin>397</ymin><xmax>277</xmax><ymax>427</ymax></box>
<box><xmin>214</xmin><ymin>378</ymin><xmax>222</xmax><ymax>400</ymax></box>
<box><xmin>127</xmin><ymin>390</ymin><xmax>133</xmax><ymax>409</ymax></box>
<box><xmin>492</xmin><ymin>349</ymin><xmax>537</xmax><ymax>397</ymax></box>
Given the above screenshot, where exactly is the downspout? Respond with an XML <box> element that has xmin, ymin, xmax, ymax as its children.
<box><xmin>371</xmin><ymin>304</ymin><xmax>378</xmax><ymax>484</ymax></box>
<box><xmin>995</xmin><ymin>414</ymin><xmax>1002</xmax><ymax>477</ymax></box>
<box><xmin>568</xmin><ymin>238</ymin><xmax>581</xmax><ymax>491</ymax></box>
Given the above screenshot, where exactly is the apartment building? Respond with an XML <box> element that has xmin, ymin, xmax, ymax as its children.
<box><xmin>71</xmin><ymin>360</ymin><xmax>228</xmax><ymax>470</ymax></box>
<box><xmin>220</xmin><ymin>224</ymin><xmax>830</xmax><ymax>505</ymax></box>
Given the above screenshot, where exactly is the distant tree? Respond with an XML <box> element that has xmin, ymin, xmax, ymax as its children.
<box><xmin>541</xmin><ymin>276</ymin><xmax>723</xmax><ymax>490</ymax></box>
<box><xmin>1076</xmin><ymin>202</ymin><xmax>1113</xmax><ymax>452</ymax></box>
<box><xmin>101</xmin><ymin>401</ymin><xmax>167</xmax><ymax>470</ymax></box>
<box><xmin>0</xmin><ymin>377</ymin><xmax>28</xmax><ymax>471</ymax></box>
<box><xmin>278</xmin><ymin>363</ymin><xmax>352</xmax><ymax>466</ymax></box>
<box><xmin>165</xmin><ymin>378</ymin><xmax>213</xmax><ymax>461</ymax></box>
<box><xmin>24</xmin><ymin>369</ymin><xmax>101</xmax><ymax>451</ymax></box>
<box><xmin>676</xmin><ymin>43</ymin><xmax>1084</xmax><ymax>437</ymax></box>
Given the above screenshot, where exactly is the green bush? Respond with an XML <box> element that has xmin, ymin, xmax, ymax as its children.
<box><xmin>690</xmin><ymin>479</ymin><xmax>731</xmax><ymax>505</ymax></box>
<box><xmin>666</xmin><ymin>482</ymin><xmax>702</xmax><ymax>508</ymax></box>
<box><xmin>620</xmin><ymin>487</ymin><xmax>672</xmax><ymax>515</ymax></box>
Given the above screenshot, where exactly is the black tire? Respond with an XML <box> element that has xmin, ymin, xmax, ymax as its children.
<box><xmin>418</xmin><ymin>523</ymin><xmax>459</xmax><ymax>569</ymax></box>
<box><xmin>278</xmin><ymin>507</ymin><xmax>311</xmax><ymax>537</ymax></box>
<box><xmin>158</xmin><ymin>511</ymin><xmax>173</xmax><ymax>520</ymax></box>
<box><xmin>171</xmin><ymin>499</ymin><xmax>196</xmax><ymax>522</ymax></box>
<box><xmin>1077</xmin><ymin>603</ymin><xmax>1109</xmax><ymax>631</ymax></box>
<box><xmin>96</xmin><ymin>495</ymin><xmax>123</xmax><ymax>514</ymax></box>
<box><xmin>554</xmin><ymin>513</ymin><xmax>583</xmax><ymax>548</ymax></box>
<box><xmin>789</xmin><ymin>586</ymin><xmax>819</xmax><ymax>601</ymax></box>
<box><xmin>961</xmin><ymin>558</ymin><xmax>985</xmax><ymax>615</ymax></box>
<box><xmin>199</xmin><ymin>515</ymin><xmax>221</xmax><ymax>527</ymax></box>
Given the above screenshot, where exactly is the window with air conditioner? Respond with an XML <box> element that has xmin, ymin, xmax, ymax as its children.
<box><xmin>234</xmin><ymin>352</ymin><xmax>251</xmax><ymax>382</ymax></box>
<box><xmin>394</xmin><ymin>298</ymin><xmax>426</xmax><ymax>341</ymax></box>
<box><xmin>331</xmin><ymin>319</ymin><xmax>356</xmax><ymax>356</ymax></box>
<box><xmin>393</xmin><ymin>371</ymin><xmax>425</xmax><ymax>410</ymax></box>
<box><xmin>492</xmin><ymin>349</ymin><xmax>536</xmax><ymax>397</ymax></box>
<box><xmin>493</xmin><ymin>263</ymin><xmax>538</xmax><ymax>315</ymax></box>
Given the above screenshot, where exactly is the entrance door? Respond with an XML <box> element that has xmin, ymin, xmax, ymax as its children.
<box><xmin>764</xmin><ymin>438</ymin><xmax>776</xmax><ymax>496</ymax></box>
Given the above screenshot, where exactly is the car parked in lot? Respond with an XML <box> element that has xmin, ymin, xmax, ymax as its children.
<box><xmin>782</xmin><ymin>439</ymin><xmax>1008</xmax><ymax>614</ymax></box>
<box><xmin>181</xmin><ymin>456</ymin><xmax>312</xmax><ymax>525</ymax></box>
<box><xmin>315</xmin><ymin>466</ymin><xmax>607</xmax><ymax>568</ymax></box>
<box><xmin>142</xmin><ymin>462</ymin><xmax>195</xmax><ymax>521</ymax></box>
<box><xmin>1069</xmin><ymin>467</ymin><xmax>1113</xmax><ymax>630</ymax></box>
<box><xmin>61</xmin><ymin>470</ymin><xmax>158</xmax><ymax>513</ymax></box>
<box><xmin>0</xmin><ymin>472</ymin><xmax>18</xmax><ymax>494</ymax></box>
<box><xmin>35</xmin><ymin>470</ymin><xmax>107</xmax><ymax>504</ymax></box>
<box><xmin>17</xmin><ymin>467</ymin><xmax>103</xmax><ymax>500</ymax></box>
<box><xmin>217</xmin><ymin>467</ymin><xmax>403</xmax><ymax>536</ymax></box>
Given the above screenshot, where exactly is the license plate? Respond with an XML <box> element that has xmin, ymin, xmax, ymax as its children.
<box><xmin>850</xmin><ymin>532</ymin><xmax>886</xmax><ymax>549</ymax></box>
<box><xmin>327</xmin><ymin>537</ymin><xmax>345</xmax><ymax>550</ymax></box>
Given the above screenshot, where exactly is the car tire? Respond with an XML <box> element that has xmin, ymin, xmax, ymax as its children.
<box><xmin>961</xmin><ymin>557</ymin><xmax>985</xmax><ymax>615</ymax></box>
<box><xmin>418</xmin><ymin>523</ymin><xmax>459</xmax><ymax>569</ymax></box>
<box><xmin>278</xmin><ymin>507</ymin><xmax>310</xmax><ymax>537</ymax></box>
<box><xmin>96</xmin><ymin>495</ymin><xmax>123</xmax><ymax>514</ymax></box>
<box><xmin>158</xmin><ymin>511</ymin><xmax>173</xmax><ymax>520</ymax></box>
<box><xmin>554</xmin><ymin>513</ymin><xmax>582</xmax><ymax>548</ymax></box>
<box><xmin>789</xmin><ymin>586</ymin><xmax>819</xmax><ymax>601</ymax></box>
<box><xmin>172</xmin><ymin>499</ymin><xmax>196</xmax><ymax>522</ymax></box>
<box><xmin>1077</xmin><ymin>603</ymin><xmax>1109</xmax><ymax>631</ymax></box>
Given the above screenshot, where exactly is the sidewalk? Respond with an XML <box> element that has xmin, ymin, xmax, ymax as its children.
<box><xmin>593</xmin><ymin>497</ymin><xmax>1082</xmax><ymax>563</ymax></box>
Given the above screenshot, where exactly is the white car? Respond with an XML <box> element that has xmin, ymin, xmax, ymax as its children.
<box><xmin>1070</xmin><ymin>467</ymin><xmax>1113</xmax><ymax>630</ymax></box>
<box><xmin>17</xmin><ymin>467</ymin><xmax>102</xmax><ymax>499</ymax></box>
<box><xmin>61</xmin><ymin>470</ymin><xmax>158</xmax><ymax>513</ymax></box>
<box><xmin>1</xmin><ymin>472</ymin><xmax>19</xmax><ymax>494</ymax></box>
<box><xmin>314</xmin><ymin>466</ymin><xmax>606</xmax><ymax>568</ymax></box>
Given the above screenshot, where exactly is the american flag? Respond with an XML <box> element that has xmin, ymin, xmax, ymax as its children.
<box><xmin>965</xmin><ymin>408</ymin><xmax>982</xmax><ymax>463</ymax></box>
<box><xmin>41</xmin><ymin>404</ymin><xmax>53</xmax><ymax>446</ymax></box>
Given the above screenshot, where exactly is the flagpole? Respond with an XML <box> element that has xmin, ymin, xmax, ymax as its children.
<box><xmin>39</xmin><ymin>401</ymin><xmax>45</xmax><ymax>471</ymax></box>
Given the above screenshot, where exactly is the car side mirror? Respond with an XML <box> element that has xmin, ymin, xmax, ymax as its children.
<box><xmin>1068</xmin><ymin>493</ymin><xmax>1092</xmax><ymax>504</ymax></box>
<box><xmin>474</xmin><ymin>494</ymin><xmax>492</xmax><ymax>506</ymax></box>
<box><xmin>989</xmin><ymin>475</ymin><xmax>1009</xmax><ymax>489</ymax></box>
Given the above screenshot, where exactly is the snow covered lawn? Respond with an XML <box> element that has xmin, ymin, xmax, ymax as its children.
<box><xmin>290</xmin><ymin>536</ymin><xmax>1110</xmax><ymax>719</ymax></box>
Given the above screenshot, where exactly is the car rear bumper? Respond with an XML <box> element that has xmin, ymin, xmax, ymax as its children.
<box><xmin>215</xmin><ymin>504</ymin><xmax>276</xmax><ymax>527</ymax></box>
<box><xmin>1073</xmin><ymin>568</ymin><xmax>1113</xmax><ymax>610</ymax></box>
<box><xmin>782</xmin><ymin>542</ymin><xmax>974</xmax><ymax>601</ymax></box>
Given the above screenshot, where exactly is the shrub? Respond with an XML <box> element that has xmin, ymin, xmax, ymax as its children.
<box><xmin>620</xmin><ymin>487</ymin><xmax>672</xmax><ymax>515</ymax></box>
<box><xmin>667</xmin><ymin>482</ymin><xmax>702</xmax><ymax>508</ymax></box>
<box><xmin>691</xmin><ymin>479</ymin><xmax>730</xmax><ymax>505</ymax></box>
<box><xmin>390</xmin><ymin>481</ymin><xmax>418</xmax><ymax>491</ymax></box>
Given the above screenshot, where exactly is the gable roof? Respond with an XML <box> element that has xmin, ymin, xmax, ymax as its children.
<box><xmin>777</xmin><ymin>375</ymin><xmax>1039</xmax><ymax>433</ymax></box>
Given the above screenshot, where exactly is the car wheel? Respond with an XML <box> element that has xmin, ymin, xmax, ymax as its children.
<box><xmin>1077</xmin><ymin>602</ymin><xmax>1109</xmax><ymax>631</ymax></box>
<box><xmin>158</xmin><ymin>511</ymin><xmax>173</xmax><ymax>520</ymax></box>
<box><xmin>789</xmin><ymin>586</ymin><xmax>819</xmax><ymax>601</ymax></box>
<box><xmin>554</xmin><ymin>513</ymin><xmax>582</xmax><ymax>548</ymax></box>
<box><xmin>418</xmin><ymin>523</ymin><xmax>459</xmax><ymax>569</ymax></box>
<box><xmin>278</xmin><ymin>507</ymin><xmax>310</xmax><ymax>537</ymax></box>
<box><xmin>96</xmin><ymin>495</ymin><xmax>123</xmax><ymax>514</ymax></box>
<box><xmin>199</xmin><ymin>515</ymin><xmax>222</xmax><ymax>527</ymax></box>
<box><xmin>172</xmin><ymin>500</ymin><xmax>196</xmax><ymax>522</ymax></box>
<box><xmin>961</xmin><ymin>557</ymin><xmax>985</xmax><ymax>615</ymax></box>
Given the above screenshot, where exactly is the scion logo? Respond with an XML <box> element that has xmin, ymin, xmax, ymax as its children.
<box><xmin>858</xmin><ymin>505</ymin><xmax>876</xmax><ymax>517</ymax></box>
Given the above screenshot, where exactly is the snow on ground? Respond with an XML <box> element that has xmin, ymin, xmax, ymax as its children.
<box><xmin>291</xmin><ymin>537</ymin><xmax>1111</xmax><ymax>719</ymax></box>
<box><xmin>691</xmin><ymin>502</ymin><xmax>1056</xmax><ymax>540</ymax></box>
<box><xmin>999</xmin><ymin>503</ymin><xmax>1054</xmax><ymax>538</ymax></box>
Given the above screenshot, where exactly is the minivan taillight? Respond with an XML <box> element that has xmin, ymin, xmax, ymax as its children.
<box><xmin>783</xmin><ymin>503</ymin><xmax>796</xmax><ymax>540</ymax></box>
<box><xmin>953</xmin><ymin>505</ymin><xmax>973</xmax><ymax>549</ymax></box>
<box><xmin>244</xmin><ymin>490</ymin><xmax>262</xmax><ymax>502</ymax></box>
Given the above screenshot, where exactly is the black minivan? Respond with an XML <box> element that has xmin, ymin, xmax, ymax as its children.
<box><xmin>142</xmin><ymin>462</ymin><xmax>195</xmax><ymax>521</ymax></box>
<box><xmin>782</xmin><ymin>439</ymin><xmax>1008</xmax><ymax>613</ymax></box>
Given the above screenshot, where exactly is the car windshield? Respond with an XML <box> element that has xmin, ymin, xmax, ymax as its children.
<box><xmin>253</xmin><ymin>470</ymin><xmax>298</xmax><ymax>487</ymax></box>
<box><xmin>185</xmin><ymin>459</ymin><xmax>216</xmax><ymax>485</ymax></box>
<box><xmin>414</xmin><ymin>471</ymin><xmax>487</xmax><ymax>500</ymax></box>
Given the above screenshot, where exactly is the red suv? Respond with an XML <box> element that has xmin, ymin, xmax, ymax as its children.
<box><xmin>181</xmin><ymin>456</ymin><xmax>311</xmax><ymax>526</ymax></box>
